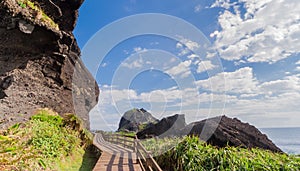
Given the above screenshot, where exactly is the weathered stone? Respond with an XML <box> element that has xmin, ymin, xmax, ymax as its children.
<box><xmin>137</xmin><ymin>114</ymin><xmax>186</xmax><ymax>139</ymax></box>
<box><xmin>0</xmin><ymin>0</ymin><xmax>99</xmax><ymax>129</ymax></box>
<box><xmin>118</xmin><ymin>108</ymin><xmax>158</xmax><ymax>132</ymax></box>
<box><xmin>136</xmin><ymin>114</ymin><xmax>282</xmax><ymax>152</ymax></box>
<box><xmin>18</xmin><ymin>20</ymin><xmax>34</xmax><ymax>34</ymax></box>
<box><xmin>187</xmin><ymin>115</ymin><xmax>282</xmax><ymax>153</ymax></box>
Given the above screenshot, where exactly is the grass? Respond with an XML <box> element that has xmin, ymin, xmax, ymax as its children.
<box><xmin>143</xmin><ymin>136</ymin><xmax>300</xmax><ymax>171</ymax></box>
<box><xmin>117</xmin><ymin>131</ymin><xmax>136</xmax><ymax>138</ymax></box>
<box><xmin>0</xmin><ymin>108</ymin><xmax>99</xmax><ymax>170</ymax></box>
<box><xmin>17</xmin><ymin>0</ymin><xmax>59</xmax><ymax>30</ymax></box>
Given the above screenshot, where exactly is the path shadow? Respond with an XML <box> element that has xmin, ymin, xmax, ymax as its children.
<box><xmin>79</xmin><ymin>145</ymin><xmax>101</xmax><ymax>171</ymax></box>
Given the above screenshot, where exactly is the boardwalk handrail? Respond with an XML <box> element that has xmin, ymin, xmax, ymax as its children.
<box><xmin>101</xmin><ymin>133</ymin><xmax>163</xmax><ymax>171</ymax></box>
<box><xmin>102</xmin><ymin>133</ymin><xmax>135</xmax><ymax>150</ymax></box>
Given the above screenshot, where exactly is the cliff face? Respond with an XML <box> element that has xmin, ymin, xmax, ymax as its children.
<box><xmin>137</xmin><ymin>114</ymin><xmax>186</xmax><ymax>139</ymax></box>
<box><xmin>118</xmin><ymin>108</ymin><xmax>159</xmax><ymax>132</ymax></box>
<box><xmin>0</xmin><ymin>0</ymin><xmax>99</xmax><ymax>129</ymax></box>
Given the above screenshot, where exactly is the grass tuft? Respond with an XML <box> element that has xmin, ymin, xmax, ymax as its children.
<box><xmin>143</xmin><ymin>136</ymin><xmax>300</xmax><ymax>171</ymax></box>
<box><xmin>0</xmin><ymin>108</ymin><xmax>98</xmax><ymax>170</ymax></box>
<box><xmin>17</xmin><ymin>0</ymin><xmax>59</xmax><ymax>30</ymax></box>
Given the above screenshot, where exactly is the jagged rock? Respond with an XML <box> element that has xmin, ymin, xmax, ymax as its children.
<box><xmin>137</xmin><ymin>114</ymin><xmax>186</xmax><ymax>139</ymax></box>
<box><xmin>187</xmin><ymin>115</ymin><xmax>282</xmax><ymax>153</ymax></box>
<box><xmin>18</xmin><ymin>20</ymin><xmax>34</xmax><ymax>34</ymax></box>
<box><xmin>0</xmin><ymin>0</ymin><xmax>99</xmax><ymax>129</ymax></box>
<box><xmin>118</xmin><ymin>108</ymin><xmax>158</xmax><ymax>132</ymax></box>
<box><xmin>136</xmin><ymin>114</ymin><xmax>282</xmax><ymax>152</ymax></box>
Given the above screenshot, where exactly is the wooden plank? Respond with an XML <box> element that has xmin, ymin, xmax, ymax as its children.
<box><xmin>93</xmin><ymin>133</ymin><xmax>163</xmax><ymax>171</ymax></box>
<box><xmin>93</xmin><ymin>152</ymin><xmax>143</xmax><ymax>171</ymax></box>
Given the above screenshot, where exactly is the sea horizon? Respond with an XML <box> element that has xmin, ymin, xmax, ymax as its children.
<box><xmin>260</xmin><ymin>127</ymin><xmax>300</xmax><ymax>155</ymax></box>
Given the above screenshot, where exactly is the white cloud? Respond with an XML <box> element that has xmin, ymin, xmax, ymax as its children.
<box><xmin>296</xmin><ymin>60</ymin><xmax>300</xmax><ymax>65</ymax></box>
<box><xmin>197</xmin><ymin>60</ymin><xmax>217</xmax><ymax>73</ymax></box>
<box><xmin>92</xmin><ymin>72</ymin><xmax>300</xmax><ymax>130</ymax></box>
<box><xmin>259</xmin><ymin>75</ymin><xmax>300</xmax><ymax>94</ymax></box>
<box><xmin>211</xmin><ymin>0</ymin><xmax>236</xmax><ymax>9</ymax></box>
<box><xmin>179</xmin><ymin>37</ymin><xmax>200</xmax><ymax>51</ymax></box>
<box><xmin>101</xmin><ymin>62</ymin><xmax>108</xmax><ymax>67</ymax></box>
<box><xmin>176</xmin><ymin>36</ymin><xmax>201</xmax><ymax>56</ymax></box>
<box><xmin>210</xmin><ymin>30</ymin><xmax>219</xmax><ymax>38</ymax></box>
<box><xmin>121</xmin><ymin>57</ymin><xmax>143</xmax><ymax>69</ymax></box>
<box><xmin>197</xmin><ymin>67</ymin><xmax>258</xmax><ymax>94</ymax></box>
<box><xmin>165</xmin><ymin>60</ymin><xmax>192</xmax><ymax>78</ymax></box>
<box><xmin>133</xmin><ymin>47</ymin><xmax>148</xmax><ymax>53</ymax></box>
<box><xmin>296</xmin><ymin>66</ymin><xmax>300</xmax><ymax>72</ymax></box>
<box><xmin>206</xmin><ymin>51</ymin><xmax>218</xmax><ymax>59</ymax></box>
<box><xmin>187</xmin><ymin>54</ymin><xmax>199</xmax><ymax>60</ymax></box>
<box><xmin>212</xmin><ymin>0</ymin><xmax>300</xmax><ymax>63</ymax></box>
<box><xmin>194</xmin><ymin>5</ymin><xmax>202</xmax><ymax>13</ymax></box>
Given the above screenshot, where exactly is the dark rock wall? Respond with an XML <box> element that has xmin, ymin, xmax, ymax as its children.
<box><xmin>188</xmin><ymin>116</ymin><xmax>282</xmax><ymax>153</ymax></box>
<box><xmin>118</xmin><ymin>108</ymin><xmax>158</xmax><ymax>132</ymax></box>
<box><xmin>137</xmin><ymin>114</ymin><xmax>186</xmax><ymax>139</ymax></box>
<box><xmin>0</xmin><ymin>0</ymin><xmax>99</xmax><ymax>129</ymax></box>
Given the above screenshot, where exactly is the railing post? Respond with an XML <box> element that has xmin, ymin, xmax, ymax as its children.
<box><xmin>124</xmin><ymin>136</ymin><xmax>126</xmax><ymax>147</ymax></box>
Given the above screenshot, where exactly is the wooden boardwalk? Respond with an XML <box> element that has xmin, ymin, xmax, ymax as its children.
<box><xmin>93</xmin><ymin>134</ymin><xmax>143</xmax><ymax>171</ymax></box>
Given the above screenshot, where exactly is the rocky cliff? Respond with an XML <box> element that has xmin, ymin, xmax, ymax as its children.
<box><xmin>137</xmin><ymin>114</ymin><xmax>282</xmax><ymax>153</ymax></box>
<box><xmin>118</xmin><ymin>108</ymin><xmax>158</xmax><ymax>132</ymax></box>
<box><xmin>187</xmin><ymin>116</ymin><xmax>282</xmax><ymax>152</ymax></box>
<box><xmin>137</xmin><ymin>114</ymin><xmax>186</xmax><ymax>139</ymax></box>
<box><xmin>0</xmin><ymin>0</ymin><xmax>99</xmax><ymax>129</ymax></box>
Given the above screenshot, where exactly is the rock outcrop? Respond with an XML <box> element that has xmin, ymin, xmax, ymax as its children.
<box><xmin>136</xmin><ymin>113</ymin><xmax>282</xmax><ymax>152</ymax></box>
<box><xmin>187</xmin><ymin>116</ymin><xmax>282</xmax><ymax>153</ymax></box>
<box><xmin>118</xmin><ymin>108</ymin><xmax>158</xmax><ymax>132</ymax></box>
<box><xmin>0</xmin><ymin>0</ymin><xmax>99</xmax><ymax>129</ymax></box>
<box><xmin>137</xmin><ymin>114</ymin><xmax>186</xmax><ymax>139</ymax></box>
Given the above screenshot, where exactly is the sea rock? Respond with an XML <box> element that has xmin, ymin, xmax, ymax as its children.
<box><xmin>118</xmin><ymin>108</ymin><xmax>158</xmax><ymax>132</ymax></box>
<box><xmin>187</xmin><ymin>115</ymin><xmax>282</xmax><ymax>153</ymax></box>
<box><xmin>0</xmin><ymin>0</ymin><xmax>99</xmax><ymax>129</ymax></box>
<box><xmin>137</xmin><ymin>114</ymin><xmax>186</xmax><ymax>139</ymax></box>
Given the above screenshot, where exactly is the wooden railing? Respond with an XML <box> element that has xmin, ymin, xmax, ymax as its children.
<box><xmin>102</xmin><ymin>133</ymin><xmax>135</xmax><ymax>150</ymax></box>
<box><xmin>135</xmin><ymin>137</ymin><xmax>163</xmax><ymax>171</ymax></box>
<box><xmin>101</xmin><ymin>133</ymin><xmax>163</xmax><ymax>171</ymax></box>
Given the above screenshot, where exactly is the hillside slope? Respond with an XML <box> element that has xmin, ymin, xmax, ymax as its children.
<box><xmin>0</xmin><ymin>109</ymin><xmax>100</xmax><ymax>170</ymax></box>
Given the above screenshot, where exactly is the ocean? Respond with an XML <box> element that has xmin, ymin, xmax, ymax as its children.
<box><xmin>260</xmin><ymin>127</ymin><xmax>300</xmax><ymax>154</ymax></box>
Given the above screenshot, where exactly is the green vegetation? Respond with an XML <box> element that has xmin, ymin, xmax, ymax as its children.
<box><xmin>142</xmin><ymin>136</ymin><xmax>184</xmax><ymax>156</ymax></box>
<box><xmin>0</xmin><ymin>109</ymin><xmax>99</xmax><ymax>171</ymax></box>
<box><xmin>17</xmin><ymin>0</ymin><xmax>59</xmax><ymax>30</ymax></box>
<box><xmin>143</xmin><ymin>136</ymin><xmax>300</xmax><ymax>171</ymax></box>
<box><xmin>117</xmin><ymin>131</ymin><xmax>136</xmax><ymax>137</ymax></box>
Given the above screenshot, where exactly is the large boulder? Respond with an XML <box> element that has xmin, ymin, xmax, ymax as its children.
<box><xmin>118</xmin><ymin>108</ymin><xmax>158</xmax><ymax>132</ymax></box>
<box><xmin>137</xmin><ymin>114</ymin><xmax>186</xmax><ymax>139</ymax></box>
<box><xmin>0</xmin><ymin>0</ymin><xmax>99</xmax><ymax>129</ymax></box>
<box><xmin>187</xmin><ymin>115</ymin><xmax>282</xmax><ymax>153</ymax></box>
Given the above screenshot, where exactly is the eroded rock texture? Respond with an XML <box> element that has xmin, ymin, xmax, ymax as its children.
<box><xmin>187</xmin><ymin>116</ymin><xmax>282</xmax><ymax>152</ymax></box>
<box><xmin>137</xmin><ymin>114</ymin><xmax>186</xmax><ymax>139</ymax></box>
<box><xmin>118</xmin><ymin>108</ymin><xmax>159</xmax><ymax>132</ymax></box>
<box><xmin>0</xmin><ymin>0</ymin><xmax>99</xmax><ymax>129</ymax></box>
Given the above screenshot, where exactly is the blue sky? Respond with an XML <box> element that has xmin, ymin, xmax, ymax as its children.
<box><xmin>74</xmin><ymin>0</ymin><xmax>300</xmax><ymax>131</ymax></box>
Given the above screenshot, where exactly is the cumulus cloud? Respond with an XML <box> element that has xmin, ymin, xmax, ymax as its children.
<box><xmin>176</xmin><ymin>36</ymin><xmax>201</xmax><ymax>56</ymax></box>
<box><xmin>121</xmin><ymin>57</ymin><xmax>144</xmax><ymax>69</ymax></box>
<box><xmin>93</xmin><ymin>71</ymin><xmax>300</xmax><ymax>129</ymax></box>
<box><xmin>211</xmin><ymin>0</ymin><xmax>236</xmax><ymax>9</ymax></box>
<box><xmin>165</xmin><ymin>60</ymin><xmax>192</xmax><ymax>78</ymax></box>
<box><xmin>211</xmin><ymin>0</ymin><xmax>300</xmax><ymax>63</ymax></box>
<box><xmin>197</xmin><ymin>67</ymin><xmax>258</xmax><ymax>94</ymax></box>
<box><xmin>259</xmin><ymin>74</ymin><xmax>300</xmax><ymax>94</ymax></box>
<box><xmin>197</xmin><ymin>60</ymin><xmax>217</xmax><ymax>74</ymax></box>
